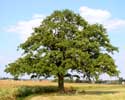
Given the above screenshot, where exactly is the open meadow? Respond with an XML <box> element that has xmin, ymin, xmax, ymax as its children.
<box><xmin>0</xmin><ymin>80</ymin><xmax>125</xmax><ymax>100</ymax></box>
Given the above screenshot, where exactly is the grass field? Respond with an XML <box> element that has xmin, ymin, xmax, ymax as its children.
<box><xmin>0</xmin><ymin>80</ymin><xmax>125</xmax><ymax>100</ymax></box>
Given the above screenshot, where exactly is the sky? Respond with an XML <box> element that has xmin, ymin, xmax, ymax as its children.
<box><xmin>0</xmin><ymin>0</ymin><xmax>125</xmax><ymax>79</ymax></box>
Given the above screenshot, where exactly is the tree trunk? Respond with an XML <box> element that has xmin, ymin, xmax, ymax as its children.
<box><xmin>58</xmin><ymin>74</ymin><xmax>64</xmax><ymax>92</ymax></box>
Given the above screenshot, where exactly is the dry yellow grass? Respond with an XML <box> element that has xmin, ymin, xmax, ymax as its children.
<box><xmin>0</xmin><ymin>80</ymin><xmax>56</xmax><ymax>88</ymax></box>
<box><xmin>0</xmin><ymin>80</ymin><xmax>56</xmax><ymax>100</ymax></box>
<box><xmin>0</xmin><ymin>80</ymin><xmax>123</xmax><ymax>88</ymax></box>
<box><xmin>0</xmin><ymin>80</ymin><xmax>125</xmax><ymax>100</ymax></box>
<box><xmin>30</xmin><ymin>93</ymin><xmax>125</xmax><ymax>100</ymax></box>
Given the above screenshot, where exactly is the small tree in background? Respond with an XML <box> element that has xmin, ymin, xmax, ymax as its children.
<box><xmin>5</xmin><ymin>9</ymin><xmax>119</xmax><ymax>92</ymax></box>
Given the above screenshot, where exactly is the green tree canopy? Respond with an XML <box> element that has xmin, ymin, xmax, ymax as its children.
<box><xmin>5</xmin><ymin>9</ymin><xmax>119</xmax><ymax>91</ymax></box>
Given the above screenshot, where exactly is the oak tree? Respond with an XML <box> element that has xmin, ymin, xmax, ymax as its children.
<box><xmin>5</xmin><ymin>10</ymin><xmax>119</xmax><ymax>92</ymax></box>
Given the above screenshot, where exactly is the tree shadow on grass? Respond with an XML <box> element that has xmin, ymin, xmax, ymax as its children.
<box><xmin>84</xmin><ymin>90</ymin><xmax>119</xmax><ymax>95</ymax></box>
<box><xmin>16</xmin><ymin>86</ymin><xmax>59</xmax><ymax>98</ymax></box>
<box><xmin>15</xmin><ymin>86</ymin><xmax>119</xmax><ymax>99</ymax></box>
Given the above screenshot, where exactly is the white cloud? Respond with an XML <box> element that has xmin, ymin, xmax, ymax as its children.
<box><xmin>32</xmin><ymin>14</ymin><xmax>44</xmax><ymax>19</ymax></box>
<box><xmin>104</xmin><ymin>19</ymin><xmax>125</xmax><ymax>31</ymax></box>
<box><xmin>6</xmin><ymin>7</ymin><xmax>125</xmax><ymax>41</ymax></box>
<box><xmin>7</xmin><ymin>14</ymin><xmax>44</xmax><ymax>41</ymax></box>
<box><xmin>79</xmin><ymin>6</ymin><xmax>125</xmax><ymax>31</ymax></box>
<box><xmin>79</xmin><ymin>6</ymin><xmax>111</xmax><ymax>23</ymax></box>
<box><xmin>0</xmin><ymin>56</ymin><xmax>5</xmax><ymax>65</ymax></box>
<box><xmin>0</xmin><ymin>54</ymin><xmax>19</xmax><ymax>66</ymax></box>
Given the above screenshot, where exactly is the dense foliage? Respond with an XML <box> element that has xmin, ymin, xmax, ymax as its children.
<box><xmin>5</xmin><ymin>9</ymin><xmax>119</xmax><ymax>91</ymax></box>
